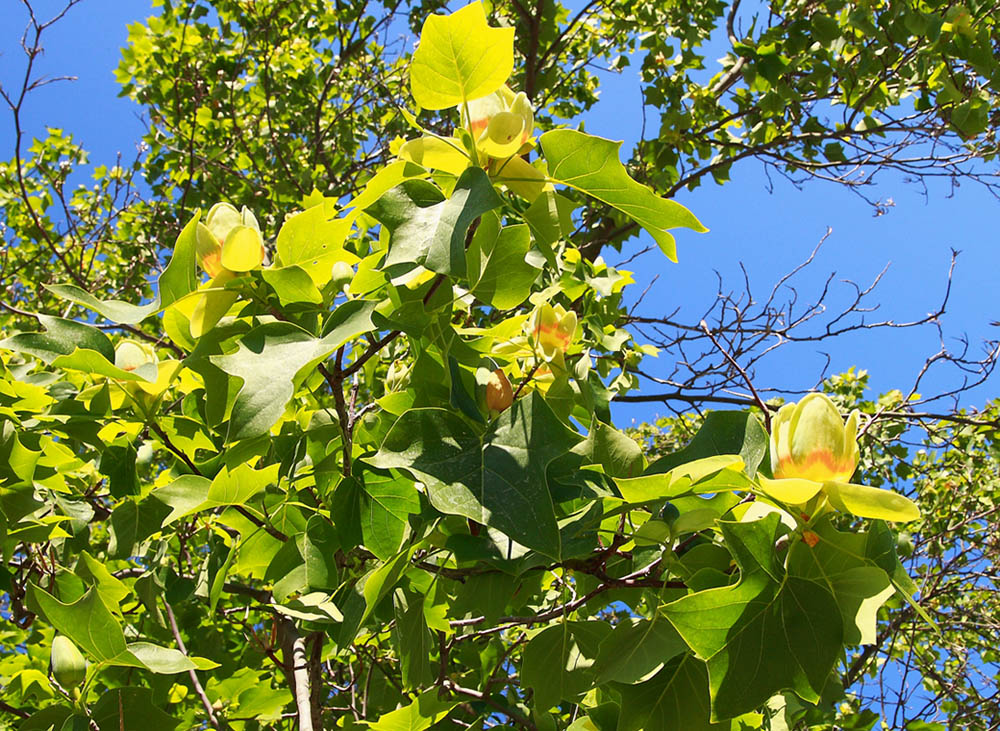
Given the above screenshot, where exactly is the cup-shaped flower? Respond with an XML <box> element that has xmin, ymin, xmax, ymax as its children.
<box><xmin>196</xmin><ymin>202</ymin><xmax>264</xmax><ymax>276</ymax></box>
<box><xmin>771</xmin><ymin>393</ymin><xmax>859</xmax><ymax>483</ymax></box>
<box><xmin>760</xmin><ymin>393</ymin><xmax>920</xmax><ymax>522</ymax></box>
<box><xmin>528</xmin><ymin>303</ymin><xmax>577</xmax><ymax>365</ymax></box>
<box><xmin>115</xmin><ymin>341</ymin><xmax>158</xmax><ymax>373</ymax></box>
<box><xmin>463</xmin><ymin>85</ymin><xmax>534</xmax><ymax>159</ymax></box>
<box><xmin>113</xmin><ymin>341</ymin><xmax>181</xmax><ymax>405</ymax></box>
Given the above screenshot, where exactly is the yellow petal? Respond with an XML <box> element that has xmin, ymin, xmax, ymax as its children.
<box><xmin>758</xmin><ymin>475</ymin><xmax>824</xmax><ymax>505</ymax></box>
<box><xmin>221</xmin><ymin>225</ymin><xmax>264</xmax><ymax>272</ymax></box>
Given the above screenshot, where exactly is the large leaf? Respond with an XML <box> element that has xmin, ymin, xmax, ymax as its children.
<box><xmin>44</xmin><ymin>213</ymin><xmax>201</xmax><ymax>324</ymax></box>
<box><xmin>368</xmin><ymin>168</ymin><xmax>502</xmax><ymax>278</ymax></box>
<box><xmin>617</xmin><ymin>654</ymin><xmax>726</xmax><ymax>731</ymax></box>
<box><xmin>520</xmin><ymin>621</ymin><xmax>610</xmax><ymax>711</ymax></box>
<box><xmin>91</xmin><ymin>688</ymin><xmax>180</xmax><ymax>731</ymax></box>
<box><xmin>27</xmin><ymin>586</ymin><xmax>214</xmax><ymax>674</ymax></box>
<box><xmin>359</xmin><ymin>468</ymin><xmax>421</xmax><ymax>560</ymax></box>
<box><xmin>210</xmin><ymin>300</ymin><xmax>377</xmax><ymax>440</ymax></box>
<box><xmin>574</xmin><ymin>419</ymin><xmax>645</xmax><ymax>479</ymax></box>
<box><xmin>592</xmin><ymin>617</ymin><xmax>687</xmax><ymax>684</ymax></box>
<box><xmin>409</xmin><ymin>1</ymin><xmax>514</xmax><ymax>110</ymax></box>
<box><xmin>540</xmin><ymin>130</ymin><xmax>707</xmax><ymax>261</ymax></box>
<box><xmin>663</xmin><ymin>515</ymin><xmax>843</xmax><ymax>720</ymax></box>
<box><xmin>369</xmin><ymin>392</ymin><xmax>581</xmax><ymax>558</ymax></box>
<box><xmin>788</xmin><ymin>518</ymin><xmax>898</xmax><ymax>644</ymax></box>
<box><xmin>28</xmin><ymin>585</ymin><xmax>127</xmax><ymax>662</ymax></box>
<box><xmin>465</xmin><ymin>214</ymin><xmax>541</xmax><ymax>309</ymax></box>
<box><xmin>646</xmin><ymin>410</ymin><xmax>768</xmax><ymax>477</ymax></box>
<box><xmin>0</xmin><ymin>315</ymin><xmax>114</xmax><ymax>362</ymax></box>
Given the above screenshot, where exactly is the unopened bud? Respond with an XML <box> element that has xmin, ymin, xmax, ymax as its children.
<box><xmin>485</xmin><ymin>369</ymin><xmax>513</xmax><ymax>412</ymax></box>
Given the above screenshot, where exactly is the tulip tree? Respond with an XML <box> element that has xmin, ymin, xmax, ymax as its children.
<box><xmin>0</xmin><ymin>5</ymin><xmax>922</xmax><ymax>730</ymax></box>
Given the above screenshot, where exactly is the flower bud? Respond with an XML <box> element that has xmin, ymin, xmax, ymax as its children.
<box><xmin>50</xmin><ymin>635</ymin><xmax>87</xmax><ymax>688</ymax></box>
<box><xmin>770</xmin><ymin>393</ymin><xmax>859</xmax><ymax>483</ymax></box>
<box><xmin>331</xmin><ymin>261</ymin><xmax>355</xmax><ymax>292</ymax></box>
<box><xmin>485</xmin><ymin>369</ymin><xmax>513</xmax><ymax>412</ymax></box>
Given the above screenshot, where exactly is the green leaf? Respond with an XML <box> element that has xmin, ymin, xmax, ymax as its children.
<box><xmin>824</xmin><ymin>480</ymin><xmax>921</xmax><ymax>522</ymax></box>
<box><xmin>44</xmin><ymin>212</ymin><xmax>201</xmax><ymax>324</ymax></box>
<box><xmin>592</xmin><ymin>617</ymin><xmax>687</xmax><ymax>684</ymax></box>
<box><xmin>574</xmin><ymin>419</ymin><xmax>645</xmax><ymax>479</ymax></box>
<box><xmin>108</xmin><ymin>497</ymin><xmax>171</xmax><ymax>559</ymax></box>
<box><xmin>301</xmin><ymin>515</ymin><xmax>340</xmax><ymax>590</ymax></box>
<box><xmin>91</xmin><ymin>687</ymin><xmax>180</xmax><ymax>731</ymax></box>
<box><xmin>663</xmin><ymin>516</ymin><xmax>843</xmax><ymax>720</ymax></box>
<box><xmin>646</xmin><ymin>411</ymin><xmax>768</xmax><ymax>477</ymax></box>
<box><xmin>99</xmin><ymin>444</ymin><xmax>139</xmax><ymax>498</ymax></box>
<box><xmin>409</xmin><ymin>1</ymin><xmax>514</xmax><ymax>110</ymax></box>
<box><xmin>359</xmin><ymin>468</ymin><xmax>421</xmax><ymax>560</ymax></box>
<box><xmin>0</xmin><ymin>315</ymin><xmax>114</xmax><ymax>363</ymax></box>
<box><xmin>262</xmin><ymin>265</ymin><xmax>323</xmax><ymax>305</ymax></box>
<box><xmin>394</xmin><ymin>591</ymin><xmax>434</xmax><ymax>689</ymax></box>
<box><xmin>120</xmin><ymin>642</ymin><xmax>218</xmax><ymax>674</ymax></box>
<box><xmin>75</xmin><ymin>551</ymin><xmax>130</xmax><ymax>612</ymax></box>
<box><xmin>466</xmin><ymin>214</ymin><xmax>541</xmax><ymax>309</ymax></box>
<box><xmin>208</xmin><ymin>539</ymin><xmax>239</xmax><ymax>613</ymax></box>
<box><xmin>369</xmin><ymin>392</ymin><xmax>582</xmax><ymax>558</ymax></box>
<box><xmin>617</xmin><ymin>654</ymin><xmax>725</xmax><ymax>731</ymax></box>
<box><xmin>520</xmin><ymin>621</ymin><xmax>610</xmax><ymax>710</ymax></box>
<box><xmin>211</xmin><ymin>301</ymin><xmax>377</xmax><ymax>440</ymax></box>
<box><xmin>788</xmin><ymin>518</ymin><xmax>898</xmax><ymax>644</ymax></box>
<box><xmin>28</xmin><ymin>585</ymin><xmax>127</xmax><ymax>661</ymax></box>
<box><xmin>369</xmin><ymin>689</ymin><xmax>457</xmax><ymax>731</ymax></box>
<box><xmin>207</xmin><ymin>462</ymin><xmax>279</xmax><ymax>506</ymax></box>
<box><xmin>540</xmin><ymin>130</ymin><xmax>707</xmax><ymax>261</ymax></box>
<box><xmin>273</xmin><ymin>201</ymin><xmax>359</xmax><ymax>287</ymax></box>
<box><xmin>368</xmin><ymin>168</ymin><xmax>503</xmax><ymax>278</ymax></box>
<box><xmin>615</xmin><ymin>455</ymin><xmax>747</xmax><ymax>505</ymax></box>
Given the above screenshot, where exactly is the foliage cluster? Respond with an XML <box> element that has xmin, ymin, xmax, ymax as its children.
<box><xmin>2</xmin><ymin>1</ymin><xmax>999</xmax><ymax>730</ymax></box>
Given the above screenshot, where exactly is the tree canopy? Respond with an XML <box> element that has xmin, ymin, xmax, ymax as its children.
<box><xmin>1</xmin><ymin>1</ymin><xmax>999</xmax><ymax>730</ymax></box>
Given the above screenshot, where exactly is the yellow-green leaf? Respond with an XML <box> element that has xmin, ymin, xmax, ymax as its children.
<box><xmin>825</xmin><ymin>481</ymin><xmax>921</xmax><ymax>522</ymax></box>
<box><xmin>540</xmin><ymin>129</ymin><xmax>708</xmax><ymax>261</ymax></box>
<box><xmin>409</xmin><ymin>1</ymin><xmax>514</xmax><ymax>110</ymax></box>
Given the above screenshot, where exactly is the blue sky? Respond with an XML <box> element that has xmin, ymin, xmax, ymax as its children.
<box><xmin>2</xmin><ymin>0</ymin><xmax>997</xmax><ymax>428</ymax></box>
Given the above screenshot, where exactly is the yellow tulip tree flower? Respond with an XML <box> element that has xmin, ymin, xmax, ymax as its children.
<box><xmin>396</xmin><ymin>83</ymin><xmax>546</xmax><ymax>201</ymax></box>
<box><xmin>528</xmin><ymin>303</ymin><xmax>577</xmax><ymax>368</ymax></box>
<box><xmin>760</xmin><ymin>393</ymin><xmax>920</xmax><ymax>522</ymax></box>
<box><xmin>112</xmin><ymin>341</ymin><xmax>181</xmax><ymax>410</ymax></box>
<box><xmin>189</xmin><ymin>202</ymin><xmax>266</xmax><ymax>337</ymax></box>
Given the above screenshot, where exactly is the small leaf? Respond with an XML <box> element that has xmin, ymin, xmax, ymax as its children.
<box><xmin>466</xmin><ymin>214</ymin><xmax>541</xmax><ymax>309</ymax></box>
<box><xmin>369</xmin><ymin>689</ymin><xmax>457</xmax><ymax>731</ymax></box>
<box><xmin>274</xmin><ymin>201</ymin><xmax>359</xmax><ymax>286</ymax></box>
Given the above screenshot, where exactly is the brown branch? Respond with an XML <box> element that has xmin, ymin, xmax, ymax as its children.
<box><xmin>165</xmin><ymin>600</ymin><xmax>220</xmax><ymax>729</ymax></box>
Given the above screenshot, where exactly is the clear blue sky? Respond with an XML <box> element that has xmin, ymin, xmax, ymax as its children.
<box><xmin>2</xmin><ymin>0</ymin><xmax>997</xmax><ymax>427</ymax></box>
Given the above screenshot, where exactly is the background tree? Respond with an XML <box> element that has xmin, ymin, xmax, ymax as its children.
<box><xmin>1</xmin><ymin>0</ymin><xmax>998</xmax><ymax>730</ymax></box>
